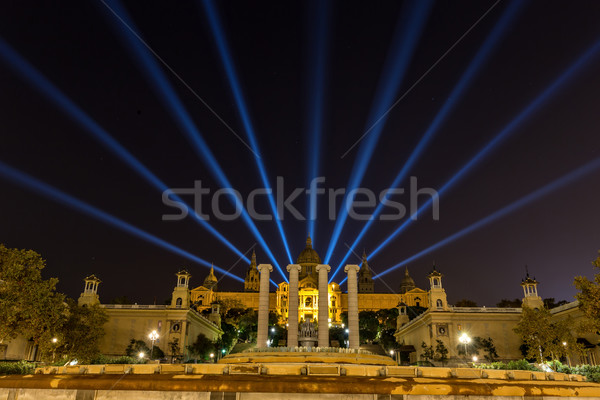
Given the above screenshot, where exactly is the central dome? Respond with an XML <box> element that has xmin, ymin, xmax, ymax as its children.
<box><xmin>296</xmin><ymin>236</ymin><xmax>321</xmax><ymax>265</ymax></box>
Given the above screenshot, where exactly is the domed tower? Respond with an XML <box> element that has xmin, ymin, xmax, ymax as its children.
<box><xmin>244</xmin><ymin>250</ymin><xmax>260</xmax><ymax>292</ymax></box>
<box><xmin>358</xmin><ymin>250</ymin><xmax>374</xmax><ymax>293</ymax></box>
<box><xmin>400</xmin><ymin>267</ymin><xmax>416</xmax><ymax>294</ymax></box>
<box><xmin>297</xmin><ymin>235</ymin><xmax>321</xmax><ymax>282</ymax></box>
<box><xmin>203</xmin><ymin>266</ymin><xmax>218</xmax><ymax>291</ymax></box>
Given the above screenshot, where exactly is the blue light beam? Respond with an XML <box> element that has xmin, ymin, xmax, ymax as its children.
<box><xmin>101</xmin><ymin>0</ymin><xmax>288</xmax><ymax>282</ymax></box>
<box><xmin>369</xmin><ymin>37</ymin><xmax>600</xmax><ymax>260</ymax></box>
<box><xmin>305</xmin><ymin>0</ymin><xmax>332</xmax><ymax>241</ymax></box>
<box><xmin>0</xmin><ymin>161</ymin><xmax>245</xmax><ymax>283</ymax></box>
<box><xmin>374</xmin><ymin>157</ymin><xmax>600</xmax><ymax>279</ymax></box>
<box><xmin>329</xmin><ymin>0</ymin><xmax>523</xmax><ymax>282</ymax></box>
<box><xmin>200</xmin><ymin>0</ymin><xmax>294</xmax><ymax>265</ymax></box>
<box><xmin>323</xmin><ymin>0</ymin><xmax>434</xmax><ymax>265</ymax></box>
<box><xmin>0</xmin><ymin>36</ymin><xmax>250</xmax><ymax>265</ymax></box>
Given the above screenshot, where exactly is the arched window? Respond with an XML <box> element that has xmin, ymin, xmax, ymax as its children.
<box><xmin>436</xmin><ymin>299</ymin><xmax>443</xmax><ymax>308</ymax></box>
<box><xmin>305</xmin><ymin>297</ymin><xmax>312</xmax><ymax>307</ymax></box>
<box><xmin>176</xmin><ymin>297</ymin><xmax>182</xmax><ymax>307</ymax></box>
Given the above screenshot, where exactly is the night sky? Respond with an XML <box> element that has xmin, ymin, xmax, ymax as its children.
<box><xmin>1</xmin><ymin>0</ymin><xmax>600</xmax><ymax>307</ymax></box>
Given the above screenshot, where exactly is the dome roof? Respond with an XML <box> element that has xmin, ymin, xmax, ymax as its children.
<box><xmin>400</xmin><ymin>267</ymin><xmax>416</xmax><ymax>294</ymax></box>
<box><xmin>296</xmin><ymin>236</ymin><xmax>321</xmax><ymax>265</ymax></box>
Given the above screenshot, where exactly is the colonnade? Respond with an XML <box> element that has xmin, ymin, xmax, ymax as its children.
<box><xmin>256</xmin><ymin>263</ymin><xmax>359</xmax><ymax>349</ymax></box>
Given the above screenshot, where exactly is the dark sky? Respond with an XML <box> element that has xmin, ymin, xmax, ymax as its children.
<box><xmin>1</xmin><ymin>0</ymin><xmax>599</xmax><ymax>307</ymax></box>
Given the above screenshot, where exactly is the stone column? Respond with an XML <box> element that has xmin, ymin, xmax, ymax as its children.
<box><xmin>316</xmin><ymin>264</ymin><xmax>331</xmax><ymax>348</ymax></box>
<box><xmin>345</xmin><ymin>264</ymin><xmax>360</xmax><ymax>349</ymax></box>
<box><xmin>256</xmin><ymin>264</ymin><xmax>273</xmax><ymax>348</ymax></box>
<box><xmin>286</xmin><ymin>264</ymin><xmax>301</xmax><ymax>348</ymax></box>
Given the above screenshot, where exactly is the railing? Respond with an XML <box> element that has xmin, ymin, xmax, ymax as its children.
<box><xmin>101</xmin><ymin>304</ymin><xmax>167</xmax><ymax>309</ymax></box>
<box><xmin>245</xmin><ymin>346</ymin><xmax>374</xmax><ymax>355</ymax></box>
<box><xmin>450</xmin><ymin>307</ymin><xmax>522</xmax><ymax>313</ymax></box>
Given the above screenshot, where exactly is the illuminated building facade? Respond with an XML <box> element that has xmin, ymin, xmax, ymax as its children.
<box><xmin>191</xmin><ymin>237</ymin><xmax>429</xmax><ymax>325</ymax></box>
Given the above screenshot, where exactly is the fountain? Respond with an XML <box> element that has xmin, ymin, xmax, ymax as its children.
<box><xmin>298</xmin><ymin>318</ymin><xmax>317</xmax><ymax>348</ymax></box>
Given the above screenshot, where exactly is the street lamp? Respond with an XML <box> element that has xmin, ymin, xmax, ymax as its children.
<box><xmin>563</xmin><ymin>341</ymin><xmax>571</xmax><ymax>367</ymax></box>
<box><xmin>138</xmin><ymin>352</ymin><xmax>145</xmax><ymax>359</ymax></box>
<box><xmin>51</xmin><ymin>337</ymin><xmax>58</xmax><ymax>362</ymax></box>
<box><xmin>148</xmin><ymin>330</ymin><xmax>159</xmax><ymax>360</ymax></box>
<box><xmin>459</xmin><ymin>333</ymin><xmax>471</xmax><ymax>358</ymax></box>
<box><xmin>472</xmin><ymin>355</ymin><xmax>478</xmax><ymax>362</ymax></box>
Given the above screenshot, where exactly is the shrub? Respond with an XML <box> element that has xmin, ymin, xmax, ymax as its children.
<box><xmin>0</xmin><ymin>361</ymin><xmax>36</xmax><ymax>375</ymax></box>
<box><xmin>571</xmin><ymin>364</ymin><xmax>600</xmax><ymax>383</ymax></box>
<box><xmin>90</xmin><ymin>355</ymin><xmax>146</xmax><ymax>365</ymax></box>
<box><xmin>476</xmin><ymin>359</ymin><xmax>540</xmax><ymax>371</ymax></box>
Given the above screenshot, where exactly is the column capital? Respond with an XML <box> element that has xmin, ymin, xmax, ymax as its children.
<box><xmin>286</xmin><ymin>264</ymin><xmax>301</xmax><ymax>272</ymax></box>
<box><xmin>315</xmin><ymin>264</ymin><xmax>331</xmax><ymax>273</ymax></box>
<box><xmin>344</xmin><ymin>264</ymin><xmax>360</xmax><ymax>273</ymax></box>
<box><xmin>257</xmin><ymin>264</ymin><xmax>273</xmax><ymax>273</ymax></box>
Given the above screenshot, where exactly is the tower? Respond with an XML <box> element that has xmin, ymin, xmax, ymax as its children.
<box><xmin>396</xmin><ymin>302</ymin><xmax>410</xmax><ymax>329</ymax></box>
<box><xmin>297</xmin><ymin>235</ymin><xmax>321</xmax><ymax>283</ymax></box>
<box><xmin>521</xmin><ymin>268</ymin><xmax>543</xmax><ymax>309</ymax></box>
<box><xmin>170</xmin><ymin>270</ymin><xmax>191</xmax><ymax>309</ymax></box>
<box><xmin>244</xmin><ymin>250</ymin><xmax>260</xmax><ymax>292</ymax></box>
<box><xmin>208</xmin><ymin>303</ymin><xmax>221</xmax><ymax>327</ymax></box>
<box><xmin>399</xmin><ymin>267</ymin><xmax>416</xmax><ymax>294</ymax></box>
<box><xmin>203</xmin><ymin>266</ymin><xmax>218</xmax><ymax>291</ymax></box>
<box><xmin>77</xmin><ymin>275</ymin><xmax>101</xmax><ymax>306</ymax></box>
<box><xmin>428</xmin><ymin>264</ymin><xmax>448</xmax><ymax>310</ymax></box>
<box><xmin>358</xmin><ymin>250</ymin><xmax>374</xmax><ymax>293</ymax></box>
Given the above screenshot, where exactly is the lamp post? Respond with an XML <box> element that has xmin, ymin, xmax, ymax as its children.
<box><xmin>459</xmin><ymin>333</ymin><xmax>471</xmax><ymax>359</ymax></box>
<box><xmin>51</xmin><ymin>337</ymin><xmax>58</xmax><ymax>363</ymax></box>
<box><xmin>563</xmin><ymin>341</ymin><xmax>571</xmax><ymax>367</ymax></box>
<box><xmin>390</xmin><ymin>349</ymin><xmax>397</xmax><ymax>365</ymax></box>
<box><xmin>209</xmin><ymin>353</ymin><xmax>215</xmax><ymax>363</ymax></box>
<box><xmin>148</xmin><ymin>330</ymin><xmax>159</xmax><ymax>360</ymax></box>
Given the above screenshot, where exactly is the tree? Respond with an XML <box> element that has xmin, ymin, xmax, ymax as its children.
<box><xmin>376</xmin><ymin>308</ymin><xmax>399</xmax><ymax>330</ymax></box>
<box><xmin>543</xmin><ymin>298</ymin><xmax>568</xmax><ymax>309</ymax></box>
<box><xmin>110</xmin><ymin>296</ymin><xmax>132</xmax><ymax>305</ymax></box>
<box><xmin>215</xmin><ymin>321</ymin><xmax>238</xmax><ymax>352</ymax></box>
<box><xmin>420</xmin><ymin>341</ymin><xmax>434</xmax><ymax>362</ymax></box>
<box><xmin>0</xmin><ymin>244</ymin><xmax>66</xmax><ymax>350</ymax></box>
<box><xmin>455</xmin><ymin>299</ymin><xmax>478</xmax><ymax>307</ymax></box>
<box><xmin>51</xmin><ymin>300</ymin><xmax>108</xmax><ymax>363</ymax></box>
<box><xmin>329</xmin><ymin>327</ymin><xmax>345</xmax><ymax>347</ymax></box>
<box><xmin>514</xmin><ymin>306</ymin><xmax>579</xmax><ymax>362</ymax></box>
<box><xmin>340</xmin><ymin>311</ymin><xmax>348</xmax><ymax>327</ymax></box>
<box><xmin>478</xmin><ymin>337</ymin><xmax>499</xmax><ymax>362</ymax></box>
<box><xmin>379</xmin><ymin>328</ymin><xmax>397</xmax><ymax>352</ymax></box>
<box><xmin>168</xmin><ymin>338</ymin><xmax>181</xmax><ymax>363</ymax></box>
<box><xmin>434</xmin><ymin>340</ymin><xmax>449</xmax><ymax>366</ymax></box>
<box><xmin>237</xmin><ymin>308</ymin><xmax>258</xmax><ymax>343</ymax></box>
<box><xmin>574</xmin><ymin>250</ymin><xmax>600</xmax><ymax>332</ymax></box>
<box><xmin>496</xmin><ymin>298</ymin><xmax>522</xmax><ymax>308</ymax></box>
<box><xmin>186</xmin><ymin>333</ymin><xmax>215</xmax><ymax>361</ymax></box>
<box><xmin>406</xmin><ymin>306</ymin><xmax>427</xmax><ymax>320</ymax></box>
<box><xmin>126</xmin><ymin>339</ymin><xmax>150</xmax><ymax>357</ymax></box>
<box><xmin>358</xmin><ymin>311</ymin><xmax>378</xmax><ymax>343</ymax></box>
